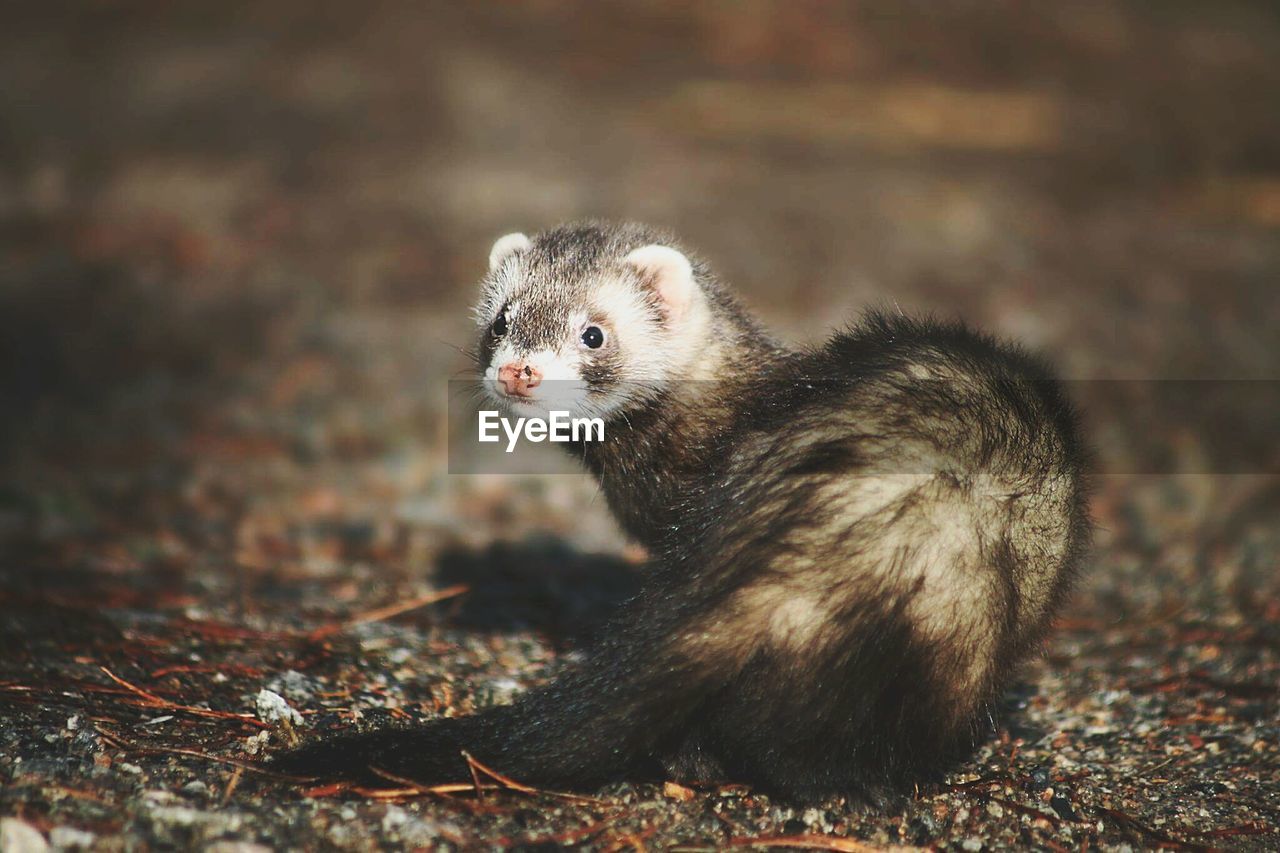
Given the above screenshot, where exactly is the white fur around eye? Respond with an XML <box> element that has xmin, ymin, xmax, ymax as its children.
<box><xmin>593</xmin><ymin>277</ymin><xmax>669</xmax><ymax>381</ymax></box>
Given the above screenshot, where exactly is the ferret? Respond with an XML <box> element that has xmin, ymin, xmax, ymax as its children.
<box><xmin>276</xmin><ymin>221</ymin><xmax>1090</xmax><ymax>804</ymax></box>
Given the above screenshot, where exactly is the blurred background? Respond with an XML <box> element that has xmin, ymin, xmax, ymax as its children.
<box><xmin>1</xmin><ymin>2</ymin><xmax>1278</xmax><ymax>846</ymax></box>
<box><xmin>4</xmin><ymin>0</ymin><xmax>1278</xmax><ymax>601</ymax></box>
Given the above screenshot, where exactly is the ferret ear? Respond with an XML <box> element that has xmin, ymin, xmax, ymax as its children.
<box><xmin>624</xmin><ymin>245</ymin><xmax>696</xmax><ymax>323</ymax></box>
<box><xmin>489</xmin><ymin>232</ymin><xmax>531</xmax><ymax>272</ymax></box>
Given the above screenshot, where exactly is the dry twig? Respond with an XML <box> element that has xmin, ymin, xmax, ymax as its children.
<box><xmin>305</xmin><ymin>585</ymin><xmax>469</xmax><ymax>641</ymax></box>
<box><xmin>462</xmin><ymin>750</ymin><xmax>608</xmax><ymax>806</ymax></box>
<box><xmin>723</xmin><ymin>835</ymin><xmax>921</xmax><ymax>852</ymax></box>
<box><xmin>91</xmin><ymin>724</ymin><xmax>302</xmax><ymax>780</ymax></box>
<box><xmin>99</xmin><ymin>666</ymin><xmax>268</xmax><ymax>729</ymax></box>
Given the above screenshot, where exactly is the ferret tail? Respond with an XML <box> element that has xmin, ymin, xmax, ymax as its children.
<box><xmin>273</xmin><ymin>600</ymin><xmax>715</xmax><ymax>789</ymax></box>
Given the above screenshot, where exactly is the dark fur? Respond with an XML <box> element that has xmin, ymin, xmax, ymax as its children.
<box><xmin>276</xmin><ymin>224</ymin><xmax>1091</xmax><ymax>804</ymax></box>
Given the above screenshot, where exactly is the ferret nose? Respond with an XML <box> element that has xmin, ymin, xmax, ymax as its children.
<box><xmin>497</xmin><ymin>362</ymin><xmax>542</xmax><ymax>397</ymax></box>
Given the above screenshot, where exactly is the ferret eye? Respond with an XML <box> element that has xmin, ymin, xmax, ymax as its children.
<box><xmin>491</xmin><ymin>311</ymin><xmax>508</xmax><ymax>337</ymax></box>
<box><xmin>580</xmin><ymin>325</ymin><xmax>605</xmax><ymax>349</ymax></box>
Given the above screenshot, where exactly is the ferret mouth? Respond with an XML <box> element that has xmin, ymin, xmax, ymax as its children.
<box><xmin>487</xmin><ymin>381</ymin><xmax>592</xmax><ymax>409</ymax></box>
<box><xmin>504</xmin><ymin>395</ymin><xmax>540</xmax><ymax>408</ymax></box>
<box><xmin>490</xmin><ymin>390</ymin><xmax>553</xmax><ymax>413</ymax></box>
<box><xmin>484</xmin><ymin>378</ymin><xmax>600</xmax><ymax>418</ymax></box>
<box><xmin>484</xmin><ymin>388</ymin><xmax>534</xmax><ymax>406</ymax></box>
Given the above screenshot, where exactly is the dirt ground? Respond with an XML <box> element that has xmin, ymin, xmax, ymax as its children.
<box><xmin>2</xmin><ymin>2</ymin><xmax>1279</xmax><ymax>850</ymax></box>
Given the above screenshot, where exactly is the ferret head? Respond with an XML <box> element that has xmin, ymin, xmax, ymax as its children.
<box><xmin>474</xmin><ymin>222</ymin><xmax>710</xmax><ymax>421</ymax></box>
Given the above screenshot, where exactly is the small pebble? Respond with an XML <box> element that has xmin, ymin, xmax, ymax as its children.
<box><xmin>48</xmin><ymin>826</ymin><xmax>95</xmax><ymax>851</ymax></box>
<box><xmin>0</xmin><ymin>819</ymin><xmax>49</xmax><ymax>853</ymax></box>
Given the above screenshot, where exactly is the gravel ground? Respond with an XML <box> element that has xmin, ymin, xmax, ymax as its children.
<box><xmin>2</xmin><ymin>2</ymin><xmax>1279</xmax><ymax>850</ymax></box>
